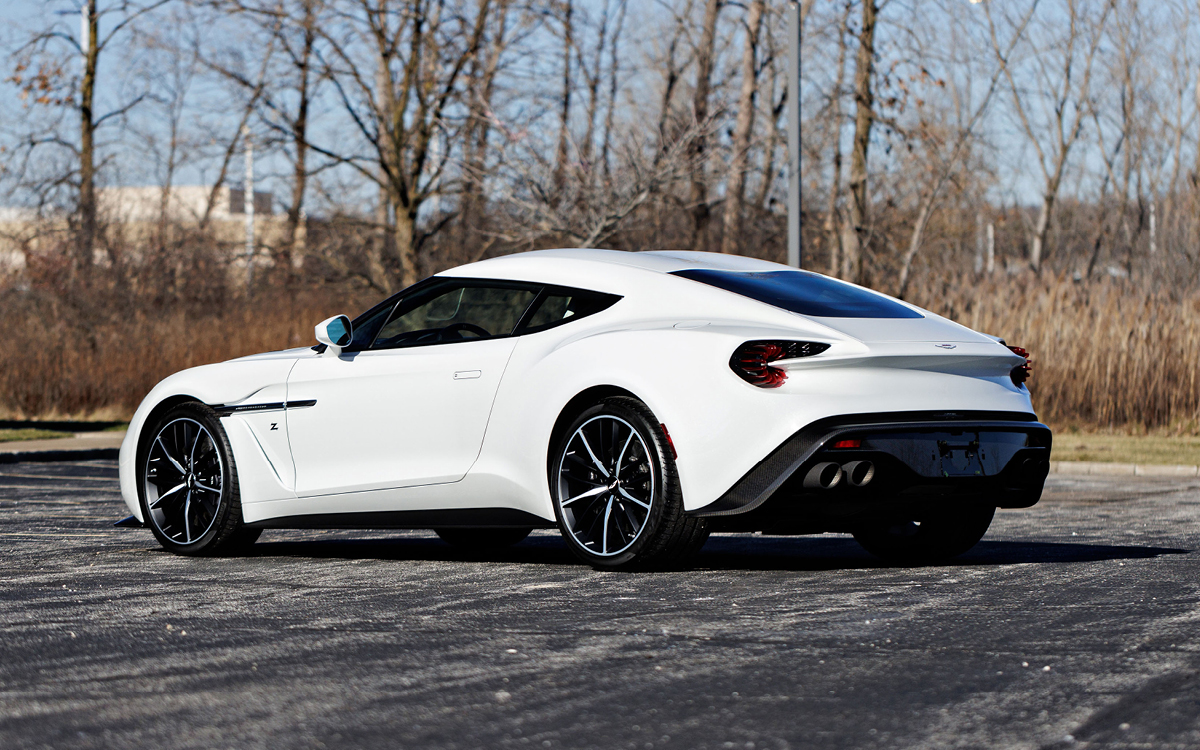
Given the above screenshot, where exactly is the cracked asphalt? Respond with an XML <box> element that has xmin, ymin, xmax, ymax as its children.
<box><xmin>1</xmin><ymin>461</ymin><xmax>1198</xmax><ymax>750</ymax></box>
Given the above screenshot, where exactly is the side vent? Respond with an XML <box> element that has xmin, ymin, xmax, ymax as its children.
<box><xmin>730</xmin><ymin>340</ymin><xmax>831</xmax><ymax>388</ymax></box>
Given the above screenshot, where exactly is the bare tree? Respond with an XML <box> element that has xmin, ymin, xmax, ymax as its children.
<box><xmin>718</xmin><ymin>0</ymin><xmax>764</xmax><ymax>255</ymax></box>
<box><xmin>686</xmin><ymin>0</ymin><xmax>722</xmax><ymax>252</ymax></box>
<box><xmin>495</xmin><ymin>121</ymin><xmax>710</xmax><ymax>250</ymax></box>
<box><xmin>988</xmin><ymin>0</ymin><xmax>1115</xmax><ymax>271</ymax></box>
<box><xmin>821</xmin><ymin>1</ymin><xmax>851</xmax><ymax>277</ymax></box>
<box><xmin>552</xmin><ymin>0</ymin><xmax>574</xmax><ymax>197</ymax></box>
<box><xmin>8</xmin><ymin>0</ymin><xmax>171</xmax><ymax>285</ymax></box>
<box><xmin>209</xmin><ymin>0</ymin><xmax>327</xmax><ymax>281</ymax></box>
<box><xmin>894</xmin><ymin>0</ymin><xmax>1038</xmax><ymax>298</ymax></box>
<box><xmin>844</xmin><ymin>0</ymin><xmax>877</xmax><ymax>284</ymax></box>
<box><xmin>313</xmin><ymin>0</ymin><xmax>491</xmax><ymax>289</ymax></box>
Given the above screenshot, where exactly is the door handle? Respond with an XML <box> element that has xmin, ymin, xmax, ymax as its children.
<box><xmin>453</xmin><ymin>370</ymin><xmax>482</xmax><ymax>380</ymax></box>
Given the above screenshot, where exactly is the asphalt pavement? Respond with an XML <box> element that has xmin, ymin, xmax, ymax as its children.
<box><xmin>1</xmin><ymin>461</ymin><xmax>1198</xmax><ymax>750</ymax></box>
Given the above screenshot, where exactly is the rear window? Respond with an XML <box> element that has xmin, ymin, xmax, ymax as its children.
<box><xmin>672</xmin><ymin>269</ymin><xmax>923</xmax><ymax>319</ymax></box>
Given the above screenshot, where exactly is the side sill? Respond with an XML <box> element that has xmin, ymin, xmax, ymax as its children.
<box><xmin>114</xmin><ymin>515</ymin><xmax>145</xmax><ymax>528</ymax></box>
<box><xmin>244</xmin><ymin>507</ymin><xmax>556</xmax><ymax>530</ymax></box>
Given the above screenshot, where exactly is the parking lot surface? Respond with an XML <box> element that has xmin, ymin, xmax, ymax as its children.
<box><xmin>1</xmin><ymin>461</ymin><xmax>1198</xmax><ymax>750</ymax></box>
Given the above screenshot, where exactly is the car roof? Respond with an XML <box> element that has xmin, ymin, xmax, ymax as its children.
<box><xmin>441</xmin><ymin>248</ymin><xmax>792</xmax><ymax>282</ymax></box>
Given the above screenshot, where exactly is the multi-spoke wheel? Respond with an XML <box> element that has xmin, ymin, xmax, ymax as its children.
<box><xmin>551</xmin><ymin>397</ymin><xmax>708</xmax><ymax>570</ymax></box>
<box><xmin>852</xmin><ymin>505</ymin><xmax>995</xmax><ymax>564</ymax></box>
<box><xmin>141</xmin><ymin>402</ymin><xmax>257</xmax><ymax>555</ymax></box>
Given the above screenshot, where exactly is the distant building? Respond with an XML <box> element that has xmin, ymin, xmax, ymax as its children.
<box><xmin>96</xmin><ymin>185</ymin><xmax>273</xmax><ymax>223</ymax></box>
<box><xmin>0</xmin><ymin>185</ymin><xmax>287</xmax><ymax>277</ymax></box>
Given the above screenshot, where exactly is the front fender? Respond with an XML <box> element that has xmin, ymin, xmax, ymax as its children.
<box><xmin>118</xmin><ymin>356</ymin><xmax>300</xmax><ymax>520</ymax></box>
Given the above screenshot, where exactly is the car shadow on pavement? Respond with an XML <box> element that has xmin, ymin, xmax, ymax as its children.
<box><xmin>235</xmin><ymin>532</ymin><xmax>1189</xmax><ymax>572</ymax></box>
<box><xmin>692</xmin><ymin>536</ymin><xmax>1190</xmax><ymax>572</ymax></box>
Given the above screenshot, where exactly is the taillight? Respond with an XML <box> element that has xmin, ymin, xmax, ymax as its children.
<box><xmin>730</xmin><ymin>340</ymin><xmax>830</xmax><ymax>388</ymax></box>
<box><xmin>1008</xmin><ymin>345</ymin><xmax>1032</xmax><ymax>386</ymax></box>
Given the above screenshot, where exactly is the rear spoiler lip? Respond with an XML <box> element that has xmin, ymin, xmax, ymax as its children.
<box><xmin>776</xmin><ymin>341</ymin><xmax>1024</xmax><ymax>375</ymax></box>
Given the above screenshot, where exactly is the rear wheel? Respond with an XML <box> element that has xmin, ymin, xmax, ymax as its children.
<box><xmin>551</xmin><ymin>397</ymin><xmax>708</xmax><ymax>570</ymax></box>
<box><xmin>435</xmin><ymin>527</ymin><xmax>531</xmax><ymax>551</ymax></box>
<box><xmin>140</xmin><ymin>402</ymin><xmax>253</xmax><ymax>556</ymax></box>
<box><xmin>852</xmin><ymin>505</ymin><xmax>995</xmax><ymax>564</ymax></box>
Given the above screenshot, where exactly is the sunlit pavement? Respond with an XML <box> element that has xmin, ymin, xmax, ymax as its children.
<box><xmin>1</xmin><ymin>462</ymin><xmax>1198</xmax><ymax>750</ymax></box>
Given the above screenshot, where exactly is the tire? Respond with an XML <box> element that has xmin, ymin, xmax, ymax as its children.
<box><xmin>852</xmin><ymin>505</ymin><xmax>996</xmax><ymax>564</ymax></box>
<box><xmin>139</xmin><ymin>402</ymin><xmax>252</xmax><ymax>556</ymax></box>
<box><xmin>550</xmin><ymin>396</ymin><xmax>709</xmax><ymax>570</ymax></box>
<box><xmin>435</xmin><ymin>527</ymin><xmax>531</xmax><ymax>551</ymax></box>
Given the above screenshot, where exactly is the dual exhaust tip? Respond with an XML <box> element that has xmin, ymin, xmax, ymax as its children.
<box><xmin>803</xmin><ymin>460</ymin><xmax>875</xmax><ymax>490</ymax></box>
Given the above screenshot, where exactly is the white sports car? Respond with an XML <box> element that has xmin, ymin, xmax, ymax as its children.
<box><xmin>116</xmin><ymin>249</ymin><xmax>1050</xmax><ymax>568</ymax></box>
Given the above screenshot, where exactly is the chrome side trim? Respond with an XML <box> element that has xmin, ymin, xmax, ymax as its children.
<box><xmin>213</xmin><ymin>399</ymin><xmax>317</xmax><ymax>416</ymax></box>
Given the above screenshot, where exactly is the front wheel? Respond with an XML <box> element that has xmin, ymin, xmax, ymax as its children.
<box><xmin>852</xmin><ymin>505</ymin><xmax>995</xmax><ymax>564</ymax></box>
<box><xmin>551</xmin><ymin>397</ymin><xmax>709</xmax><ymax>570</ymax></box>
<box><xmin>140</xmin><ymin>402</ymin><xmax>253</xmax><ymax>556</ymax></box>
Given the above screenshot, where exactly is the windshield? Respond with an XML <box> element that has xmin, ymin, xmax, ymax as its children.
<box><xmin>672</xmin><ymin>269</ymin><xmax>923</xmax><ymax>319</ymax></box>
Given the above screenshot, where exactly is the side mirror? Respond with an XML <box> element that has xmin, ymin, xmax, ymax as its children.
<box><xmin>315</xmin><ymin>314</ymin><xmax>353</xmax><ymax>356</ymax></box>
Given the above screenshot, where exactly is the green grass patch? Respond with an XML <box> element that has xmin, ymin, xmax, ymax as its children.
<box><xmin>1052</xmin><ymin>432</ymin><xmax>1200</xmax><ymax>465</ymax></box>
<box><xmin>0</xmin><ymin>429</ymin><xmax>74</xmax><ymax>443</ymax></box>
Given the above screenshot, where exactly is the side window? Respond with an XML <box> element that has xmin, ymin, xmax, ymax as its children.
<box><xmin>520</xmin><ymin>289</ymin><xmax>620</xmax><ymax>334</ymax></box>
<box><xmin>371</xmin><ymin>282</ymin><xmax>537</xmax><ymax>350</ymax></box>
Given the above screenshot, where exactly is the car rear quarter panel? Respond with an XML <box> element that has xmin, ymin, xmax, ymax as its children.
<box><xmin>477</xmin><ymin>323</ymin><xmax>1037</xmax><ymax>518</ymax></box>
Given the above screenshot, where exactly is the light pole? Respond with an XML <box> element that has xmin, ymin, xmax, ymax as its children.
<box><xmin>787</xmin><ymin>0</ymin><xmax>801</xmax><ymax>268</ymax></box>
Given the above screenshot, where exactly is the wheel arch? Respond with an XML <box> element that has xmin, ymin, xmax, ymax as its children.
<box><xmin>135</xmin><ymin>395</ymin><xmax>205</xmax><ymax>486</ymax></box>
<box><xmin>546</xmin><ymin>385</ymin><xmax>641</xmax><ymax>477</ymax></box>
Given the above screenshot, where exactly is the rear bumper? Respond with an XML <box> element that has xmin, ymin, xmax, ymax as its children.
<box><xmin>689</xmin><ymin>410</ymin><xmax>1050</xmax><ymax>529</ymax></box>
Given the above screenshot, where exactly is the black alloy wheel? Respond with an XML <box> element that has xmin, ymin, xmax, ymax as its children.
<box><xmin>141</xmin><ymin>402</ymin><xmax>258</xmax><ymax>555</ymax></box>
<box><xmin>551</xmin><ymin>397</ymin><xmax>709</xmax><ymax>570</ymax></box>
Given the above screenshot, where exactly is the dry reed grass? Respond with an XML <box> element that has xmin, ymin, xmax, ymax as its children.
<box><xmin>911</xmin><ymin>275</ymin><xmax>1200</xmax><ymax>433</ymax></box>
<box><xmin>1</xmin><ymin>273</ymin><xmax>1198</xmax><ymax>434</ymax></box>
<box><xmin>0</xmin><ymin>286</ymin><xmax>376</xmax><ymax>419</ymax></box>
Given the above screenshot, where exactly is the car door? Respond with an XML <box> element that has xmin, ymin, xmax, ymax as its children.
<box><xmin>285</xmin><ymin>280</ymin><xmax>540</xmax><ymax>497</ymax></box>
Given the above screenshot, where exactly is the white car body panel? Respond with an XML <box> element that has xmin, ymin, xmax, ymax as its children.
<box><xmin>286</xmin><ymin>337</ymin><xmax>517</xmax><ymax>495</ymax></box>
<box><xmin>120</xmin><ymin>249</ymin><xmax>1034</xmax><ymax>526</ymax></box>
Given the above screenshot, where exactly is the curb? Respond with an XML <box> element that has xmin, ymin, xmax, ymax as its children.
<box><xmin>0</xmin><ymin>448</ymin><xmax>121</xmax><ymax>464</ymax></box>
<box><xmin>1050</xmin><ymin>460</ymin><xmax>1200</xmax><ymax>477</ymax></box>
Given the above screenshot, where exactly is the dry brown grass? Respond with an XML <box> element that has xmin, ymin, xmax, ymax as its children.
<box><xmin>910</xmin><ymin>274</ymin><xmax>1200</xmax><ymax>433</ymax></box>
<box><xmin>2</xmin><ymin>270</ymin><xmax>1198</xmax><ymax>434</ymax></box>
<box><xmin>0</xmin><ymin>285</ymin><xmax>376</xmax><ymax>419</ymax></box>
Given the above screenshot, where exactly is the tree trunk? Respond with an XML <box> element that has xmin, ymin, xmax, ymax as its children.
<box><xmin>1193</xmin><ymin>77</ymin><xmax>1200</xmax><ymax>255</ymax></box>
<box><xmin>552</xmin><ymin>0</ymin><xmax>574</xmax><ymax>197</ymax></box>
<box><xmin>282</xmin><ymin>0</ymin><xmax>316</xmax><ymax>285</ymax></box>
<box><xmin>461</xmin><ymin>1</ymin><xmax>510</xmax><ymax>251</ymax></box>
<box><xmin>370</xmin><ymin>184</ymin><xmax>392</xmax><ymax>294</ymax></box>
<box><xmin>580</xmin><ymin>3</ymin><xmax>609</xmax><ymax>176</ymax></box>
<box><xmin>1029</xmin><ymin>191</ymin><xmax>1054</xmax><ymax>272</ymax></box>
<box><xmin>896</xmin><ymin>196</ymin><xmax>935</xmax><ymax>299</ymax></box>
<box><xmin>599</xmin><ymin>0</ymin><xmax>626</xmax><ymax>182</ymax></box>
<box><xmin>719</xmin><ymin>0</ymin><xmax>764</xmax><ymax>255</ymax></box>
<box><xmin>394</xmin><ymin>204</ymin><xmax>419</xmax><ymax>288</ymax></box>
<box><xmin>77</xmin><ymin>0</ymin><xmax>99</xmax><ymax>286</ymax></box>
<box><xmin>688</xmin><ymin>0</ymin><xmax>722</xmax><ymax>252</ymax></box>
<box><xmin>824</xmin><ymin>1</ymin><xmax>851</xmax><ymax>277</ymax></box>
<box><xmin>846</xmin><ymin>0</ymin><xmax>877</xmax><ymax>284</ymax></box>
